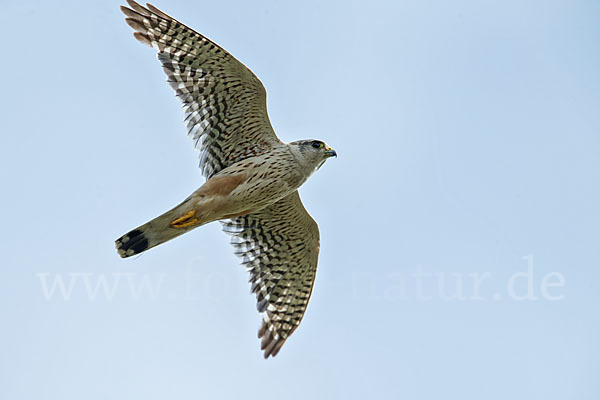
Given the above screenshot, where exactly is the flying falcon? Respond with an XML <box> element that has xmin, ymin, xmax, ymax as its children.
<box><xmin>116</xmin><ymin>1</ymin><xmax>336</xmax><ymax>358</ymax></box>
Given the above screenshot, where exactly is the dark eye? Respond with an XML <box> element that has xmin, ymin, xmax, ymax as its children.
<box><xmin>311</xmin><ymin>141</ymin><xmax>322</xmax><ymax>149</ymax></box>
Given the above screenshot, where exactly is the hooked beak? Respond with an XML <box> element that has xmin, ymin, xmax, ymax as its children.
<box><xmin>325</xmin><ymin>149</ymin><xmax>337</xmax><ymax>158</ymax></box>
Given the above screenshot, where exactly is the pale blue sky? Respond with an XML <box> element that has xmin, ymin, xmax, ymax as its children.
<box><xmin>1</xmin><ymin>0</ymin><xmax>599</xmax><ymax>399</ymax></box>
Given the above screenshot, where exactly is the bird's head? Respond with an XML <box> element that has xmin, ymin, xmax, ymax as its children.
<box><xmin>289</xmin><ymin>139</ymin><xmax>337</xmax><ymax>172</ymax></box>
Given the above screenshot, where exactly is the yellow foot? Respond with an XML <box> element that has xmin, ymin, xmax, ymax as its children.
<box><xmin>170</xmin><ymin>210</ymin><xmax>199</xmax><ymax>228</ymax></box>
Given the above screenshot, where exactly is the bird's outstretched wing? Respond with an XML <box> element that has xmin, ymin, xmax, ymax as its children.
<box><xmin>222</xmin><ymin>191</ymin><xmax>320</xmax><ymax>358</ymax></box>
<box><xmin>121</xmin><ymin>1</ymin><xmax>281</xmax><ymax>178</ymax></box>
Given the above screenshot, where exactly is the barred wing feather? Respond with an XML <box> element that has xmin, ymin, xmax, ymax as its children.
<box><xmin>222</xmin><ymin>191</ymin><xmax>320</xmax><ymax>358</ymax></box>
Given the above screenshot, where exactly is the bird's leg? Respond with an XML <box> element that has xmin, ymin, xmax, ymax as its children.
<box><xmin>170</xmin><ymin>210</ymin><xmax>200</xmax><ymax>228</ymax></box>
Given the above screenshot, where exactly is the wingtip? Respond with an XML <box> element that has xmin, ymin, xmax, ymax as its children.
<box><xmin>258</xmin><ymin>321</ymin><xmax>286</xmax><ymax>358</ymax></box>
<box><xmin>125</xmin><ymin>0</ymin><xmax>141</xmax><ymax>10</ymax></box>
<box><xmin>120</xmin><ymin>5</ymin><xmax>138</xmax><ymax>18</ymax></box>
<box><xmin>145</xmin><ymin>3</ymin><xmax>171</xmax><ymax>19</ymax></box>
<box><xmin>125</xmin><ymin>0</ymin><xmax>151</xmax><ymax>16</ymax></box>
<box><xmin>133</xmin><ymin>32</ymin><xmax>152</xmax><ymax>46</ymax></box>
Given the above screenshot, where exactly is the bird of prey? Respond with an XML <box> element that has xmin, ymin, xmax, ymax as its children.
<box><xmin>116</xmin><ymin>1</ymin><xmax>336</xmax><ymax>358</ymax></box>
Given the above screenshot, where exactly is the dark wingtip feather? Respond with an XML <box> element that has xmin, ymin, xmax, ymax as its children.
<box><xmin>133</xmin><ymin>32</ymin><xmax>152</xmax><ymax>46</ymax></box>
<box><xmin>258</xmin><ymin>320</ymin><xmax>287</xmax><ymax>359</ymax></box>
<box><xmin>120</xmin><ymin>5</ymin><xmax>139</xmax><ymax>18</ymax></box>
<box><xmin>146</xmin><ymin>3</ymin><xmax>172</xmax><ymax>20</ymax></box>
<box><xmin>126</xmin><ymin>0</ymin><xmax>150</xmax><ymax>16</ymax></box>
<box><xmin>125</xmin><ymin>17</ymin><xmax>146</xmax><ymax>32</ymax></box>
<box><xmin>121</xmin><ymin>5</ymin><xmax>152</xmax><ymax>48</ymax></box>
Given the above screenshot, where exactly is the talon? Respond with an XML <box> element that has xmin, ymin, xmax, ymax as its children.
<box><xmin>170</xmin><ymin>210</ymin><xmax>199</xmax><ymax>228</ymax></box>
